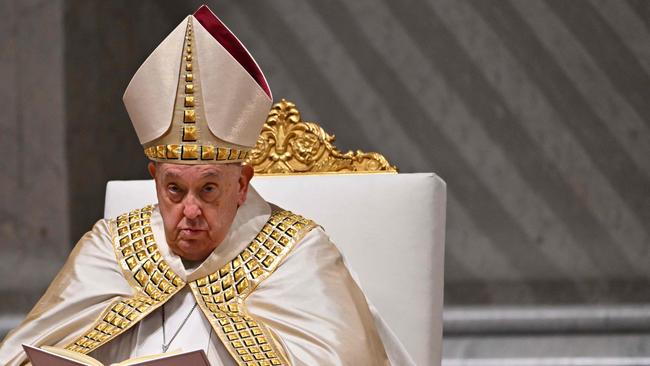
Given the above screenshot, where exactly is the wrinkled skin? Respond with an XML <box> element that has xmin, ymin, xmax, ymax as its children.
<box><xmin>148</xmin><ymin>162</ymin><xmax>254</xmax><ymax>261</ymax></box>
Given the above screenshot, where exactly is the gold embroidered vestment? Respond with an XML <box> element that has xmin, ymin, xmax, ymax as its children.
<box><xmin>66</xmin><ymin>205</ymin><xmax>315</xmax><ymax>366</ymax></box>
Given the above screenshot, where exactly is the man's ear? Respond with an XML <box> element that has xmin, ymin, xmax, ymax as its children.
<box><xmin>237</xmin><ymin>165</ymin><xmax>255</xmax><ymax>207</ymax></box>
<box><xmin>147</xmin><ymin>162</ymin><xmax>157</xmax><ymax>179</ymax></box>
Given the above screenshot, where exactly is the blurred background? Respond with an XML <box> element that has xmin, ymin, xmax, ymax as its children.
<box><xmin>1</xmin><ymin>0</ymin><xmax>649</xmax><ymax>364</ymax></box>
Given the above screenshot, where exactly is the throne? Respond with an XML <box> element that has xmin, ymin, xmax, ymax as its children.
<box><xmin>105</xmin><ymin>100</ymin><xmax>446</xmax><ymax>365</ymax></box>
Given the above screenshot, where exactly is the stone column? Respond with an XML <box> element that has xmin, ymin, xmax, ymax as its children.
<box><xmin>0</xmin><ymin>0</ymin><xmax>68</xmax><ymax>336</ymax></box>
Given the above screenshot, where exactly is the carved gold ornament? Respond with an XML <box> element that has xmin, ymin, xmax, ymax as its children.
<box><xmin>246</xmin><ymin>99</ymin><xmax>397</xmax><ymax>174</ymax></box>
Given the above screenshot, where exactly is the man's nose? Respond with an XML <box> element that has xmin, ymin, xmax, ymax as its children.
<box><xmin>182</xmin><ymin>194</ymin><xmax>202</xmax><ymax>220</ymax></box>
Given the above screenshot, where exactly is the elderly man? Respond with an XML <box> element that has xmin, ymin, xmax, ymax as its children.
<box><xmin>0</xmin><ymin>5</ymin><xmax>397</xmax><ymax>366</ymax></box>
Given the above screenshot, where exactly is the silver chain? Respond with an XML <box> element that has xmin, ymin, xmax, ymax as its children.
<box><xmin>161</xmin><ymin>302</ymin><xmax>198</xmax><ymax>353</ymax></box>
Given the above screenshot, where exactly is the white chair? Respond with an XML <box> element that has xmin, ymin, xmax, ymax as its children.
<box><xmin>104</xmin><ymin>100</ymin><xmax>446</xmax><ymax>365</ymax></box>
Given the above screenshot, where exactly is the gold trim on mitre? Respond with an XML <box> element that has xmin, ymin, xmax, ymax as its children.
<box><xmin>141</xmin><ymin>18</ymin><xmax>251</xmax><ymax>164</ymax></box>
<box><xmin>124</xmin><ymin>9</ymin><xmax>272</xmax><ymax>165</ymax></box>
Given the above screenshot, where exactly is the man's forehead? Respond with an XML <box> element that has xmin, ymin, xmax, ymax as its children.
<box><xmin>158</xmin><ymin>163</ymin><xmax>239</xmax><ymax>179</ymax></box>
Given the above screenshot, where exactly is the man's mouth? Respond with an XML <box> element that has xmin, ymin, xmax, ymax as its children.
<box><xmin>179</xmin><ymin>228</ymin><xmax>205</xmax><ymax>237</ymax></box>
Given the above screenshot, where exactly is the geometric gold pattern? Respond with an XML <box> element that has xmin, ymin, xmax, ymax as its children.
<box><xmin>183</xmin><ymin>126</ymin><xmax>198</xmax><ymax>141</ymax></box>
<box><xmin>184</xmin><ymin>109</ymin><xmax>196</xmax><ymax>123</ymax></box>
<box><xmin>190</xmin><ymin>209</ymin><xmax>315</xmax><ymax>366</ymax></box>
<box><xmin>64</xmin><ymin>205</ymin><xmax>316</xmax><ymax>366</ymax></box>
<box><xmin>65</xmin><ymin>205</ymin><xmax>186</xmax><ymax>354</ymax></box>
<box><xmin>64</xmin><ymin>296</ymin><xmax>160</xmax><ymax>354</ymax></box>
<box><xmin>245</xmin><ymin>99</ymin><xmax>397</xmax><ymax>174</ymax></box>
<box><xmin>144</xmin><ymin>144</ymin><xmax>250</xmax><ymax>162</ymax></box>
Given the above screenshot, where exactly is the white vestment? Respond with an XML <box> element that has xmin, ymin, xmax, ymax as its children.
<box><xmin>0</xmin><ymin>188</ymin><xmax>412</xmax><ymax>366</ymax></box>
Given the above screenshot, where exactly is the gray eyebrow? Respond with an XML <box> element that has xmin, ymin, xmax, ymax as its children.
<box><xmin>160</xmin><ymin>170</ymin><xmax>222</xmax><ymax>181</ymax></box>
<box><xmin>161</xmin><ymin>171</ymin><xmax>181</xmax><ymax>180</ymax></box>
<box><xmin>199</xmin><ymin>171</ymin><xmax>221</xmax><ymax>179</ymax></box>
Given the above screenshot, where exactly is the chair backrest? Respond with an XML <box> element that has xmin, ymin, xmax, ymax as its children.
<box><xmin>104</xmin><ymin>173</ymin><xmax>445</xmax><ymax>365</ymax></box>
<box><xmin>105</xmin><ymin>100</ymin><xmax>446</xmax><ymax>365</ymax></box>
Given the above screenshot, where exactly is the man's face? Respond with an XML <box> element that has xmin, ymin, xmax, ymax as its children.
<box><xmin>149</xmin><ymin>162</ymin><xmax>254</xmax><ymax>261</ymax></box>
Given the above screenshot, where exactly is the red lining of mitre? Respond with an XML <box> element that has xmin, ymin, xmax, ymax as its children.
<box><xmin>193</xmin><ymin>5</ymin><xmax>271</xmax><ymax>98</ymax></box>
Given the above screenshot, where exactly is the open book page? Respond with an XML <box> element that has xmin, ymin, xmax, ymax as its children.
<box><xmin>23</xmin><ymin>345</ymin><xmax>103</xmax><ymax>366</ymax></box>
<box><xmin>111</xmin><ymin>350</ymin><xmax>181</xmax><ymax>366</ymax></box>
<box><xmin>112</xmin><ymin>349</ymin><xmax>210</xmax><ymax>366</ymax></box>
<box><xmin>24</xmin><ymin>345</ymin><xmax>210</xmax><ymax>366</ymax></box>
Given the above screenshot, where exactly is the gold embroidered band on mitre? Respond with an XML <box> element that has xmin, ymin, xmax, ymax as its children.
<box><xmin>142</xmin><ymin>18</ymin><xmax>251</xmax><ymax>164</ymax></box>
<box><xmin>65</xmin><ymin>205</ymin><xmax>316</xmax><ymax>366</ymax></box>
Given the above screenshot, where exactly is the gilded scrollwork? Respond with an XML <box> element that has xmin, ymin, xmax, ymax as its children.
<box><xmin>246</xmin><ymin>99</ymin><xmax>397</xmax><ymax>174</ymax></box>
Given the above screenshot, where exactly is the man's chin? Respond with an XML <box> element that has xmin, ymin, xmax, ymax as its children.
<box><xmin>171</xmin><ymin>239</ymin><xmax>215</xmax><ymax>261</ymax></box>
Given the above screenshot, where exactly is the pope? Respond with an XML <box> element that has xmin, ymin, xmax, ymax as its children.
<box><xmin>0</xmin><ymin>5</ymin><xmax>407</xmax><ymax>366</ymax></box>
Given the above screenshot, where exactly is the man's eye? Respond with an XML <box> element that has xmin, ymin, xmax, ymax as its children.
<box><xmin>168</xmin><ymin>184</ymin><xmax>181</xmax><ymax>194</ymax></box>
<box><xmin>203</xmin><ymin>184</ymin><xmax>217</xmax><ymax>193</ymax></box>
<box><xmin>201</xmin><ymin>184</ymin><xmax>220</xmax><ymax>200</ymax></box>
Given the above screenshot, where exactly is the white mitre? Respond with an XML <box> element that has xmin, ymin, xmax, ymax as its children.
<box><xmin>123</xmin><ymin>5</ymin><xmax>272</xmax><ymax>164</ymax></box>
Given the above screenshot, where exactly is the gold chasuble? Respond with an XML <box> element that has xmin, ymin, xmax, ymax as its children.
<box><xmin>0</xmin><ymin>188</ymin><xmax>390</xmax><ymax>365</ymax></box>
<box><xmin>67</xmin><ymin>205</ymin><xmax>310</xmax><ymax>365</ymax></box>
